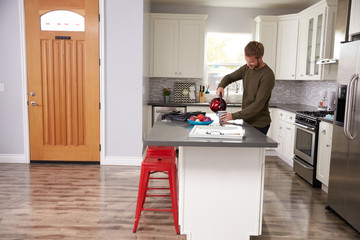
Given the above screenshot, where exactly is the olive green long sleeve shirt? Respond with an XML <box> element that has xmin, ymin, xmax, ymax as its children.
<box><xmin>218</xmin><ymin>64</ymin><xmax>275</xmax><ymax>128</ymax></box>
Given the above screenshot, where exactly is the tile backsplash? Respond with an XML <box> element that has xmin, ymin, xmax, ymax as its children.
<box><xmin>149</xmin><ymin>78</ymin><xmax>338</xmax><ymax>107</ymax></box>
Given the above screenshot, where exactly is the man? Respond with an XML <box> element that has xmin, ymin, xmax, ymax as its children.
<box><xmin>216</xmin><ymin>41</ymin><xmax>275</xmax><ymax>135</ymax></box>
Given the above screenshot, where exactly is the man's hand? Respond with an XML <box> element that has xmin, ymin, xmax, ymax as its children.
<box><xmin>220</xmin><ymin>113</ymin><xmax>233</xmax><ymax>123</ymax></box>
<box><xmin>216</xmin><ymin>87</ymin><xmax>224</xmax><ymax>97</ymax></box>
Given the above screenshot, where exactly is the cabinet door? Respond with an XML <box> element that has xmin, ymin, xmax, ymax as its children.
<box><xmin>178</xmin><ymin>20</ymin><xmax>205</xmax><ymax>78</ymax></box>
<box><xmin>283</xmin><ymin>122</ymin><xmax>295</xmax><ymax>161</ymax></box>
<box><xmin>186</xmin><ymin>106</ymin><xmax>212</xmax><ymax>114</ymax></box>
<box><xmin>305</xmin><ymin>10</ymin><xmax>324</xmax><ymax>80</ymax></box>
<box><xmin>276</xmin><ymin>19</ymin><xmax>299</xmax><ymax>80</ymax></box>
<box><xmin>152</xmin><ymin>19</ymin><xmax>179</xmax><ymax>77</ymax></box>
<box><xmin>349</xmin><ymin>0</ymin><xmax>360</xmax><ymax>37</ymax></box>
<box><xmin>316</xmin><ymin>121</ymin><xmax>333</xmax><ymax>187</ymax></box>
<box><xmin>255</xmin><ymin>19</ymin><xmax>278</xmax><ymax>72</ymax></box>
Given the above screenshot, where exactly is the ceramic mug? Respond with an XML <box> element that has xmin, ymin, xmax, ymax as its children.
<box><xmin>217</xmin><ymin>111</ymin><xmax>227</xmax><ymax>125</ymax></box>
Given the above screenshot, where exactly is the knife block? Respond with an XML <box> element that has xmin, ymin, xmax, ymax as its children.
<box><xmin>199</xmin><ymin>92</ymin><xmax>205</xmax><ymax>103</ymax></box>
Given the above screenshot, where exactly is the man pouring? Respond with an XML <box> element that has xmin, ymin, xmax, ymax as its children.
<box><xmin>216</xmin><ymin>41</ymin><xmax>275</xmax><ymax>135</ymax></box>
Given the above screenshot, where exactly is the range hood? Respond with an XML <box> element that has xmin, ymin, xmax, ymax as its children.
<box><xmin>317</xmin><ymin>0</ymin><xmax>350</xmax><ymax>65</ymax></box>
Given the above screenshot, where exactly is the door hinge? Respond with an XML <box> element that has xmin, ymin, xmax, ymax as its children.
<box><xmin>99</xmin><ymin>58</ymin><xmax>101</xmax><ymax>66</ymax></box>
<box><xmin>99</xmin><ymin>144</ymin><xmax>101</xmax><ymax>151</ymax></box>
<box><xmin>99</xmin><ymin>14</ymin><xmax>100</xmax><ymax>22</ymax></box>
<box><xmin>99</xmin><ymin>102</ymin><xmax>101</xmax><ymax>110</ymax></box>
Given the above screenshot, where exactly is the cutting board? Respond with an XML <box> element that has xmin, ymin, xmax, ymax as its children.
<box><xmin>189</xmin><ymin>125</ymin><xmax>245</xmax><ymax>139</ymax></box>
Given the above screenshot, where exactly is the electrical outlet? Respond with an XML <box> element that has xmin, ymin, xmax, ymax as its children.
<box><xmin>285</xmin><ymin>89</ymin><xmax>290</xmax><ymax>97</ymax></box>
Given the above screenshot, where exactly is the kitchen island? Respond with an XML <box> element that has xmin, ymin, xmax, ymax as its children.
<box><xmin>146</xmin><ymin>115</ymin><xmax>277</xmax><ymax>240</ymax></box>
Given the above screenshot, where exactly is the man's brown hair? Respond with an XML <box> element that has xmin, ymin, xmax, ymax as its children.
<box><xmin>244</xmin><ymin>41</ymin><xmax>264</xmax><ymax>59</ymax></box>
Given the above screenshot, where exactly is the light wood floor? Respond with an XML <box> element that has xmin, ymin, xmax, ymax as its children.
<box><xmin>0</xmin><ymin>157</ymin><xmax>359</xmax><ymax>240</ymax></box>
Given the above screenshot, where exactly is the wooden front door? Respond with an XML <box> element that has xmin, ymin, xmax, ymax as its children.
<box><xmin>25</xmin><ymin>0</ymin><xmax>100</xmax><ymax>162</ymax></box>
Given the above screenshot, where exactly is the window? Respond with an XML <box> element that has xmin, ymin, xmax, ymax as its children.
<box><xmin>206</xmin><ymin>32</ymin><xmax>252</xmax><ymax>93</ymax></box>
<box><xmin>40</xmin><ymin>10</ymin><xmax>85</xmax><ymax>32</ymax></box>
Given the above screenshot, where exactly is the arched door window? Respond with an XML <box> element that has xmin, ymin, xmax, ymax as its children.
<box><xmin>40</xmin><ymin>10</ymin><xmax>84</xmax><ymax>32</ymax></box>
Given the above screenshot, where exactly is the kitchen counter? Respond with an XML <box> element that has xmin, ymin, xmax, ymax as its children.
<box><xmin>145</xmin><ymin>115</ymin><xmax>277</xmax><ymax>240</ymax></box>
<box><xmin>148</xmin><ymin>102</ymin><xmax>319</xmax><ymax>112</ymax></box>
<box><xmin>146</xmin><ymin>115</ymin><xmax>277</xmax><ymax>148</ymax></box>
<box><xmin>148</xmin><ymin>101</ymin><xmax>243</xmax><ymax>107</ymax></box>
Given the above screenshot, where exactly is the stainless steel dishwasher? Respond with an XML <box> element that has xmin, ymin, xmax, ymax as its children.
<box><xmin>152</xmin><ymin>106</ymin><xmax>186</xmax><ymax>125</ymax></box>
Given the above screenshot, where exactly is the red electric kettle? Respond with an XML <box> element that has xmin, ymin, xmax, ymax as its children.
<box><xmin>210</xmin><ymin>92</ymin><xmax>227</xmax><ymax>113</ymax></box>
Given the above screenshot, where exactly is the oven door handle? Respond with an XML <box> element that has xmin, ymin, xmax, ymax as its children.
<box><xmin>293</xmin><ymin>157</ymin><xmax>313</xmax><ymax>170</ymax></box>
<box><xmin>294</xmin><ymin>123</ymin><xmax>315</xmax><ymax>131</ymax></box>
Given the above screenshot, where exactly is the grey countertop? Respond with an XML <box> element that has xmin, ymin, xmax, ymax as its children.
<box><xmin>145</xmin><ymin>117</ymin><xmax>278</xmax><ymax>148</ymax></box>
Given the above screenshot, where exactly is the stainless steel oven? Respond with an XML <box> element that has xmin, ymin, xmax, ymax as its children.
<box><xmin>294</xmin><ymin>123</ymin><xmax>316</xmax><ymax>166</ymax></box>
<box><xmin>293</xmin><ymin>123</ymin><xmax>318</xmax><ymax>186</ymax></box>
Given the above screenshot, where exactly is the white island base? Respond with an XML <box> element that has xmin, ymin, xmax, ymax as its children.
<box><xmin>178</xmin><ymin>146</ymin><xmax>265</xmax><ymax>240</ymax></box>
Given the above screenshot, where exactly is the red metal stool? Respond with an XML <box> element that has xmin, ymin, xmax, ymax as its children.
<box><xmin>133</xmin><ymin>155</ymin><xmax>180</xmax><ymax>234</ymax></box>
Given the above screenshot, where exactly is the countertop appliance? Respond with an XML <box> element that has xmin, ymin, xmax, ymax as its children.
<box><xmin>293</xmin><ymin>110</ymin><xmax>333</xmax><ymax>187</ymax></box>
<box><xmin>152</xmin><ymin>106</ymin><xmax>186</xmax><ymax>126</ymax></box>
<box><xmin>327</xmin><ymin>40</ymin><xmax>360</xmax><ymax>232</ymax></box>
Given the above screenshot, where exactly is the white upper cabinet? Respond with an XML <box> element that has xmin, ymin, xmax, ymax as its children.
<box><xmin>150</xmin><ymin>14</ymin><xmax>207</xmax><ymax>78</ymax></box>
<box><xmin>275</xmin><ymin>16</ymin><xmax>299</xmax><ymax>80</ymax></box>
<box><xmin>255</xmin><ymin>0</ymin><xmax>338</xmax><ymax>81</ymax></box>
<box><xmin>349</xmin><ymin>0</ymin><xmax>360</xmax><ymax>37</ymax></box>
<box><xmin>296</xmin><ymin>0</ymin><xmax>338</xmax><ymax>80</ymax></box>
<box><xmin>255</xmin><ymin>16</ymin><xmax>278</xmax><ymax>72</ymax></box>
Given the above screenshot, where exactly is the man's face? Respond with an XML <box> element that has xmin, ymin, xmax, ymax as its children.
<box><xmin>245</xmin><ymin>55</ymin><xmax>261</xmax><ymax>70</ymax></box>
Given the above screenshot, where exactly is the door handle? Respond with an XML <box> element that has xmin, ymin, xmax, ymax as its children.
<box><xmin>344</xmin><ymin>74</ymin><xmax>358</xmax><ymax>140</ymax></box>
<box><xmin>30</xmin><ymin>101</ymin><xmax>37</xmax><ymax>106</ymax></box>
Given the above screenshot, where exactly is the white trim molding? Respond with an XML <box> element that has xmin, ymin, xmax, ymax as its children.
<box><xmin>0</xmin><ymin>154</ymin><xmax>27</xmax><ymax>164</ymax></box>
<box><xmin>19</xmin><ymin>0</ymin><xmax>30</xmax><ymax>163</ymax></box>
<box><xmin>103</xmin><ymin>156</ymin><xmax>142</xmax><ymax>166</ymax></box>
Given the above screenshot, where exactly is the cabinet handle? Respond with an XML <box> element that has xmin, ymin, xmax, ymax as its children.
<box><xmin>326</xmin><ymin>144</ymin><xmax>330</xmax><ymax>147</ymax></box>
<box><xmin>292</xmin><ymin>74</ymin><xmax>295</xmax><ymax>77</ymax></box>
<box><xmin>287</xmin><ymin>127</ymin><xmax>291</xmax><ymax>130</ymax></box>
<box><xmin>300</xmin><ymin>74</ymin><xmax>304</xmax><ymax>76</ymax></box>
<box><xmin>179</xmin><ymin>72</ymin><xmax>181</xmax><ymax>75</ymax></box>
<box><xmin>322</xmin><ymin>130</ymin><xmax>326</xmax><ymax>134</ymax></box>
<box><xmin>175</xmin><ymin>72</ymin><xmax>177</xmax><ymax>75</ymax></box>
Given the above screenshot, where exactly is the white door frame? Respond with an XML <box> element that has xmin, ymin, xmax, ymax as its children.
<box><xmin>19</xmin><ymin>0</ymin><xmax>105</xmax><ymax>164</ymax></box>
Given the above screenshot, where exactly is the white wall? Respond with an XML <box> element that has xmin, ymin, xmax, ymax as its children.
<box><xmin>0</xmin><ymin>0</ymin><xmax>25</xmax><ymax>159</ymax></box>
<box><xmin>104</xmin><ymin>0</ymin><xmax>144</xmax><ymax>165</ymax></box>
<box><xmin>0</xmin><ymin>0</ymin><xmax>146</xmax><ymax>165</ymax></box>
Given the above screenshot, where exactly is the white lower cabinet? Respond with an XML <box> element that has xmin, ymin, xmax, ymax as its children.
<box><xmin>272</xmin><ymin>109</ymin><xmax>296</xmax><ymax>165</ymax></box>
<box><xmin>316</xmin><ymin>121</ymin><xmax>333</xmax><ymax>188</ymax></box>
<box><xmin>186</xmin><ymin>106</ymin><xmax>212</xmax><ymax>114</ymax></box>
<box><xmin>186</xmin><ymin>106</ymin><xmax>242</xmax><ymax>115</ymax></box>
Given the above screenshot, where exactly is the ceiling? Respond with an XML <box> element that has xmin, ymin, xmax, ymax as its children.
<box><xmin>150</xmin><ymin>0</ymin><xmax>321</xmax><ymax>9</ymax></box>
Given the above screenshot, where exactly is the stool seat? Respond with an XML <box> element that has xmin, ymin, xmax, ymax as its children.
<box><xmin>146</xmin><ymin>146</ymin><xmax>176</xmax><ymax>157</ymax></box>
<box><xmin>133</xmin><ymin>147</ymin><xmax>179</xmax><ymax>234</ymax></box>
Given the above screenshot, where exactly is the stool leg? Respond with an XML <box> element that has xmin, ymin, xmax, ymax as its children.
<box><xmin>168</xmin><ymin>166</ymin><xmax>180</xmax><ymax>234</ymax></box>
<box><xmin>133</xmin><ymin>167</ymin><xmax>150</xmax><ymax>233</ymax></box>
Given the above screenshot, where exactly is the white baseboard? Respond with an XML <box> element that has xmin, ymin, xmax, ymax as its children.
<box><xmin>102</xmin><ymin>156</ymin><xmax>142</xmax><ymax>166</ymax></box>
<box><xmin>265</xmin><ymin>149</ymin><xmax>278</xmax><ymax>156</ymax></box>
<box><xmin>265</xmin><ymin>150</ymin><xmax>293</xmax><ymax>167</ymax></box>
<box><xmin>0</xmin><ymin>154</ymin><xmax>27</xmax><ymax>163</ymax></box>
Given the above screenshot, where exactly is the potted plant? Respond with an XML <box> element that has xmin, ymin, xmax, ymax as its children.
<box><xmin>163</xmin><ymin>88</ymin><xmax>171</xmax><ymax>103</ymax></box>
